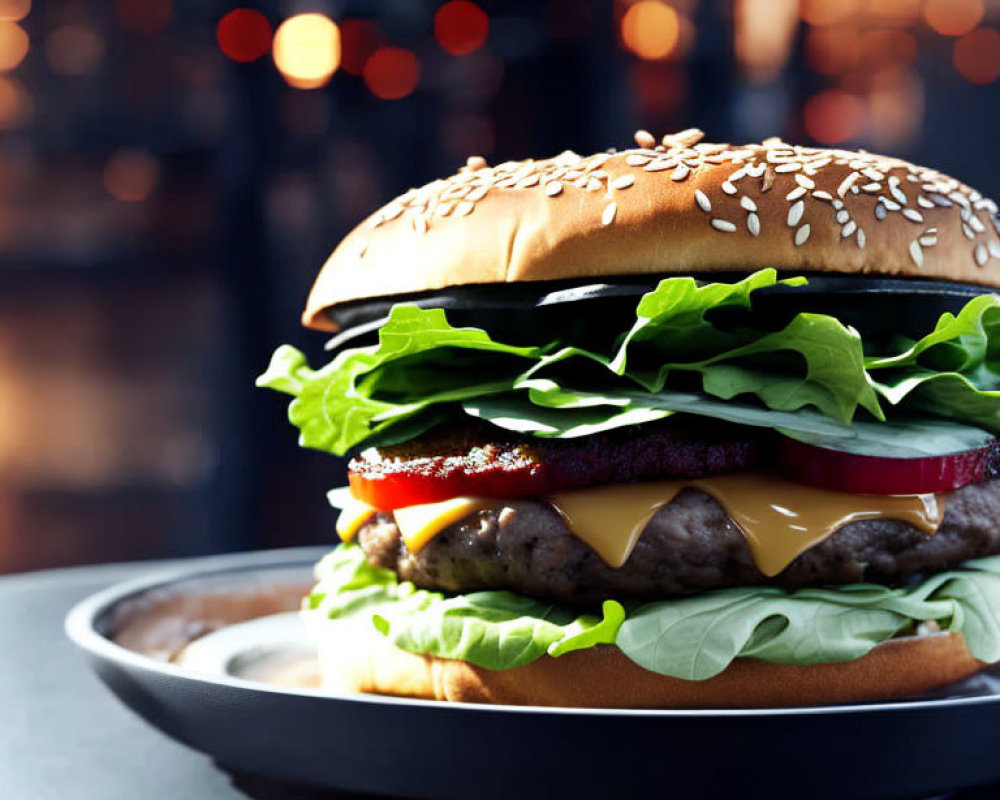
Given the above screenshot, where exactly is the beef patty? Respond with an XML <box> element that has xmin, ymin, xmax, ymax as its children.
<box><xmin>356</xmin><ymin>479</ymin><xmax>1000</xmax><ymax>604</ymax></box>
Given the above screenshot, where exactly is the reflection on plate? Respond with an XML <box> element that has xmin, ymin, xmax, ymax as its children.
<box><xmin>66</xmin><ymin>547</ymin><xmax>1000</xmax><ymax>800</ymax></box>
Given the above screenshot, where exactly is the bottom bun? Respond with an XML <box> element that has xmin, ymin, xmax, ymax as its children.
<box><xmin>312</xmin><ymin>619</ymin><xmax>982</xmax><ymax>708</ymax></box>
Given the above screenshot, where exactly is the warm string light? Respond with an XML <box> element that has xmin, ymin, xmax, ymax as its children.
<box><xmin>272</xmin><ymin>13</ymin><xmax>341</xmax><ymax>90</ymax></box>
<box><xmin>363</xmin><ymin>47</ymin><xmax>419</xmax><ymax>100</ymax></box>
<box><xmin>621</xmin><ymin>1</ymin><xmax>680</xmax><ymax>60</ymax></box>
<box><xmin>953</xmin><ymin>28</ymin><xmax>1000</xmax><ymax>85</ymax></box>
<box><xmin>216</xmin><ymin>9</ymin><xmax>272</xmax><ymax>63</ymax></box>
<box><xmin>434</xmin><ymin>1</ymin><xmax>489</xmax><ymax>56</ymax></box>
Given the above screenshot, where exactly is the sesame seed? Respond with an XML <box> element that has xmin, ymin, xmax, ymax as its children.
<box><xmin>643</xmin><ymin>160</ymin><xmax>671</xmax><ymax>172</ymax></box>
<box><xmin>694</xmin><ymin>189</ymin><xmax>712</xmax><ymax>213</ymax></box>
<box><xmin>795</xmin><ymin>224</ymin><xmax>811</xmax><ymax>246</ymax></box>
<box><xmin>917</xmin><ymin>196</ymin><xmax>934</xmax><ymax>209</ymax></box>
<box><xmin>862</xmin><ymin>168</ymin><xmax>885</xmax><ymax>182</ymax></box>
<box><xmin>721</xmin><ymin>180</ymin><xmax>737</xmax><ymax>195</ymax></box>
<box><xmin>495</xmin><ymin>177</ymin><xmax>517</xmax><ymax>188</ymax></box>
<box><xmin>747</xmin><ymin>163</ymin><xmax>767</xmax><ymax>178</ymax></box>
<box><xmin>413</xmin><ymin>215</ymin><xmax>428</xmax><ymax>234</ymax></box>
<box><xmin>611</xmin><ymin>175</ymin><xmax>635</xmax><ymax>190</ymax></box>
<box><xmin>836</xmin><ymin>209</ymin><xmax>850</xmax><ymax>224</ymax></box>
<box><xmin>963</xmin><ymin>224</ymin><xmax>975</xmax><ymax>240</ymax></box>
<box><xmin>466</xmin><ymin>155</ymin><xmax>487</xmax><ymax>171</ymax></box>
<box><xmin>761</xmin><ymin>168</ymin><xmax>776</xmax><ymax>192</ymax></box>
<box><xmin>435</xmin><ymin>202</ymin><xmax>453</xmax><ymax>217</ymax></box>
<box><xmin>383</xmin><ymin>204</ymin><xmax>404</xmax><ymax>221</ymax></box>
<box><xmin>970</xmin><ymin>215</ymin><xmax>986</xmax><ymax>234</ymax></box>
<box><xmin>626</xmin><ymin>154</ymin><xmax>651</xmax><ymax>167</ymax></box>
<box><xmin>748</xmin><ymin>212</ymin><xmax>761</xmax><ymax>236</ymax></box>
<box><xmin>775</xmin><ymin>162</ymin><xmax>801</xmax><ymax>173</ymax></box>
<box><xmin>516</xmin><ymin>174</ymin><xmax>540</xmax><ymax>188</ymax></box>
<box><xmin>602</xmin><ymin>202</ymin><xmax>617</xmax><ymax>226</ymax></box>
<box><xmin>786</xmin><ymin>186</ymin><xmax>807</xmax><ymax>201</ymax></box>
<box><xmin>711</xmin><ymin>218</ymin><xmax>737</xmax><ymax>232</ymax></box>
<box><xmin>837</xmin><ymin>172</ymin><xmax>861</xmax><ymax>198</ymax></box>
<box><xmin>989</xmin><ymin>241</ymin><xmax>1000</xmax><ymax>259</ymax></box>
<box><xmin>857</xmin><ymin>228</ymin><xmax>867</xmax><ymax>249</ymax></box>
<box><xmin>890</xmin><ymin>186</ymin><xmax>908</xmax><ymax>205</ymax></box>
<box><xmin>545</xmin><ymin>181</ymin><xmax>563</xmax><ymax>197</ymax></box>
<box><xmin>951</xmin><ymin>192</ymin><xmax>971</xmax><ymax>208</ymax></box>
<box><xmin>861</xmin><ymin>183</ymin><xmax>881</xmax><ymax>193</ymax></box>
<box><xmin>787</xmin><ymin>200</ymin><xmax>804</xmax><ymax>227</ymax></box>
<box><xmin>456</xmin><ymin>201</ymin><xmax>475</xmax><ymax>216</ymax></box>
<box><xmin>927</xmin><ymin>193</ymin><xmax>953</xmax><ymax>207</ymax></box>
<box><xmin>976</xmin><ymin>243</ymin><xmax>988</xmax><ymax>267</ymax></box>
<box><xmin>812</xmin><ymin>190</ymin><xmax>834</xmax><ymax>202</ymax></box>
<box><xmin>585</xmin><ymin>177</ymin><xmax>602</xmax><ymax>192</ymax></box>
<box><xmin>881</xmin><ymin>198</ymin><xmax>901</xmax><ymax>212</ymax></box>
<box><xmin>902</xmin><ymin>209</ymin><xmax>923</xmax><ymax>223</ymax></box>
<box><xmin>909</xmin><ymin>240</ymin><xmax>924</xmax><ymax>267</ymax></box>
<box><xmin>634</xmin><ymin>130</ymin><xmax>656</xmax><ymax>149</ymax></box>
<box><xmin>795</xmin><ymin>174</ymin><xmax>816</xmax><ymax>190</ymax></box>
<box><xmin>842</xmin><ymin>220</ymin><xmax>857</xmax><ymax>238</ymax></box>
<box><xmin>741</xmin><ymin>196</ymin><xmax>758</xmax><ymax>212</ymax></box>
<box><xmin>467</xmin><ymin>186</ymin><xmax>488</xmax><ymax>201</ymax></box>
<box><xmin>875</xmin><ymin>204</ymin><xmax>888</xmax><ymax>221</ymax></box>
<box><xmin>672</xmin><ymin>165</ymin><xmax>691</xmax><ymax>181</ymax></box>
<box><xmin>729</xmin><ymin>167</ymin><xmax>748</xmax><ymax>182</ymax></box>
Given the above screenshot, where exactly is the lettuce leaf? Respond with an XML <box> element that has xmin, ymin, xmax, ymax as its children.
<box><xmin>307</xmin><ymin>544</ymin><xmax>1000</xmax><ymax>680</ymax></box>
<box><xmin>259</xmin><ymin>269</ymin><xmax>1000</xmax><ymax>458</ymax></box>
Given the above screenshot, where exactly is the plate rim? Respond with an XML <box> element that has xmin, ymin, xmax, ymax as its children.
<box><xmin>65</xmin><ymin>545</ymin><xmax>1000</xmax><ymax>719</ymax></box>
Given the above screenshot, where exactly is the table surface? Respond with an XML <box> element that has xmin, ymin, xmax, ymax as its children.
<box><xmin>5</xmin><ymin>557</ymin><xmax>1000</xmax><ymax>800</ymax></box>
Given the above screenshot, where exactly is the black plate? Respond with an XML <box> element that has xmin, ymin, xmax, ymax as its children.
<box><xmin>65</xmin><ymin>547</ymin><xmax>1000</xmax><ymax>800</ymax></box>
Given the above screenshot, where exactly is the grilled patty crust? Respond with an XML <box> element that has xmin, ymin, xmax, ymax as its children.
<box><xmin>349</xmin><ymin>419</ymin><xmax>768</xmax><ymax>498</ymax></box>
<box><xmin>356</xmin><ymin>479</ymin><xmax>1000</xmax><ymax>604</ymax></box>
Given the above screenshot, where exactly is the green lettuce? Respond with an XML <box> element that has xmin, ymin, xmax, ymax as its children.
<box><xmin>309</xmin><ymin>544</ymin><xmax>1000</xmax><ymax>680</ymax></box>
<box><xmin>258</xmin><ymin>269</ymin><xmax>1000</xmax><ymax>458</ymax></box>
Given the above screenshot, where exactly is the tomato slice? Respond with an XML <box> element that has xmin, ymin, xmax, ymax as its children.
<box><xmin>777</xmin><ymin>437</ymin><xmax>996</xmax><ymax>495</ymax></box>
<box><xmin>348</xmin><ymin>469</ymin><xmax>546</xmax><ymax>511</ymax></box>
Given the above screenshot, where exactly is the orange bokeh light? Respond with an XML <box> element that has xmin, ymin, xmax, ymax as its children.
<box><xmin>0</xmin><ymin>75</ymin><xmax>30</xmax><ymax>128</ymax></box>
<box><xmin>860</xmin><ymin>29</ymin><xmax>916</xmax><ymax>72</ymax></box>
<box><xmin>216</xmin><ymin>9</ymin><xmax>272</xmax><ymax>63</ymax></box>
<box><xmin>363</xmin><ymin>47</ymin><xmax>419</xmax><ymax>100</ymax></box>
<box><xmin>104</xmin><ymin>150</ymin><xmax>160</xmax><ymax>202</ymax></box>
<box><xmin>339</xmin><ymin>19</ymin><xmax>381</xmax><ymax>75</ymax></box>
<box><xmin>621</xmin><ymin>1</ymin><xmax>680</xmax><ymax>60</ymax></box>
<box><xmin>924</xmin><ymin>0</ymin><xmax>982</xmax><ymax>37</ymax></box>
<box><xmin>434</xmin><ymin>1</ymin><xmax>489</xmax><ymax>56</ymax></box>
<box><xmin>273</xmin><ymin>13</ymin><xmax>341</xmax><ymax>90</ymax></box>
<box><xmin>800</xmin><ymin>0</ymin><xmax>853</xmax><ymax>26</ymax></box>
<box><xmin>954</xmin><ymin>27</ymin><xmax>1000</xmax><ymax>85</ymax></box>
<box><xmin>804</xmin><ymin>24</ymin><xmax>860</xmax><ymax>75</ymax></box>
<box><xmin>0</xmin><ymin>22</ymin><xmax>28</xmax><ymax>71</ymax></box>
<box><xmin>803</xmin><ymin>90</ymin><xmax>866</xmax><ymax>144</ymax></box>
<box><xmin>117</xmin><ymin>0</ymin><xmax>171</xmax><ymax>34</ymax></box>
<box><xmin>45</xmin><ymin>25</ymin><xmax>105</xmax><ymax>76</ymax></box>
<box><xmin>0</xmin><ymin>0</ymin><xmax>29</xmax><ymax>22</ymax></box>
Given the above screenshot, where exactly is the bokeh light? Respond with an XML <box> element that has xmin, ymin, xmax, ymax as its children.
<box><xmin>621</xmin><ymin>1</ymin><xmax>679</xmax><ymax>60</ymax></box>
<box><xmin>216</xmin><ymin>9</ymin><xmax>272</xmax><ymax>63</ymax></box>
<box><xmin>434</xmin><ymin>1</ymin><xmax>489</xmax><ymax>56</ymax></box>
<box><xmin>799</xmin><ymin>0</ymin><xmax>853</xmax><ymax>26</ymax></box>
<box><xmin>869</xmin><ymin>0</ymin><xmax>921</xmax><ymax>27</ymax></box>
<box><xmin>803</xmin><ymin>89</ymin><xmax>866</xmax><ymax>143</ymax></box>
<box><xmin>804</xmin><ymin>24</ymin><xmax>861</xmax><ymax>76</ymax></box>
<box><xmin>0</xmin><ymin>22</ymin><xmax>28</xmax><ymax>72</ymax></box>
<box><xmin>860</xmin><ymin>29</ymin><xmax>916</xmax><ymax>73</ymax></box>
<box><xmin>363</xmin><ymin>47</ymin><xmax>419</xmax><ymax>100</ymax></box>
<box><xmin>953</xmin><ymin>27</ymin><xmax>1000</xmax><ymax>85</ymax></box>
<box><xmin>339</xmin><ymin>19</ymin><xmax>381</xmax><ymax>75</ymax></box>
<box><xmin>104</xmin><ymin>150</ymin><xmax>160</xmax><ymax>202</ymax></box>
<box><xmin>272</xmin><ymin>13</ymin><xmax>340</xmax><ymax>90</ymax></box>
<box><xmin>0</xmin><ymin>0</ymin><xmax>29</xmax><ymax>22</ymax></box>
<box><xmin>117</xmin><ymin>0</ymin><xmax>172</xmax><ymax>35</ymax></box>
<box><xmin>923</xmin><ymin>0</ymin><xmax>983</xmax><ymax>37</ymax></box>
<box><xmin>867</xmin><ymin>69</ymin><xmax>924</xmax><ymax>148</ymax></box>
<box><xmin>0</xmin><ymin>75</ymin><xmax>31</xmax><ymax>128</ymax></box>
<box><xmin>45</xmin><ymin>25</ymin><xmax>105</xmax><ymax>76</ymax></box>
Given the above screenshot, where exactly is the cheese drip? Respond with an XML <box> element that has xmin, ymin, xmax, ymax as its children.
<box><xmin>550</xmin><ymin>474</ymin><xmax>944</xmax><ymax>575</ymax></box>
<box><xmin>334</xmin><ymin>474</ymin><xmax>945</xmax><ymax>578</ymax></box>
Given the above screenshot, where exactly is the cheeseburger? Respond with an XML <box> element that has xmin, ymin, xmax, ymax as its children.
<box><xmin>259</xmin><ymin>130</ymin><xmax>1000</xmax><ymax>707</ymax></box>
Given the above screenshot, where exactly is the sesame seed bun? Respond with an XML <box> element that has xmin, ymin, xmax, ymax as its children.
<box><xmin>303</xmin><ymin>130</ymin><xmax>1000</xmax><ymax>331</ymax></box>
<box><xmin>314</xmin><ymin>619</ymin><xmax>982</xmax><ymax>708</ymax></box>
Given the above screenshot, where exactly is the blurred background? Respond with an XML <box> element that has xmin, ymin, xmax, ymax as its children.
<box><xmin>2</xmin><ymin>0</ymin><xmax>999</xmax><ymax>572</ymax></box>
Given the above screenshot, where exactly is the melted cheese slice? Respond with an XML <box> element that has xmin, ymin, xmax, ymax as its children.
<box><xmin>551</xmin><ymin>475</ymin><xmax>944</xmax><ymax>576</ymax></box>
<box><xmin>331</xmin><ymin>475</ymin><xmax>945</xmax><ymax>577</ymax></box>
<box><xmin>393</xmin><ymin>497</ymin><xmax>491</xmax><ymax>553</ymax></box>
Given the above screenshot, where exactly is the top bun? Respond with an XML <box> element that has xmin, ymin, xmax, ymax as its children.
<box><xmin>303</xmin><ymin>129</ymin><xmax>1000</xmax><ymax>331</ymax></box>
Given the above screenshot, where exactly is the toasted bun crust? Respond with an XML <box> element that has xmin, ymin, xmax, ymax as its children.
<box><xmin>304</xmin><ymin>130</ymin><xmax>1000</xmax><ymax>331</ymax></box>
<box><xmin>314</xmin><ymin>620</ymin><xmax>982</xmax><ymax>708</ymax></box>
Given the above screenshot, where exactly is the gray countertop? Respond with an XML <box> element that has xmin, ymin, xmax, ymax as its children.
<box><xmin>0</xmin><ymin>559</ymin><xmax>374</xmax><ymax>800</ymax></box>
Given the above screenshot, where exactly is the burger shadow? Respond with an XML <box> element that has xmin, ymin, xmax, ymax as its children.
<box><xmin>221</xmin><ymin>766</ymin><xmax>431</xmax><ymax>800</ymax></box>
